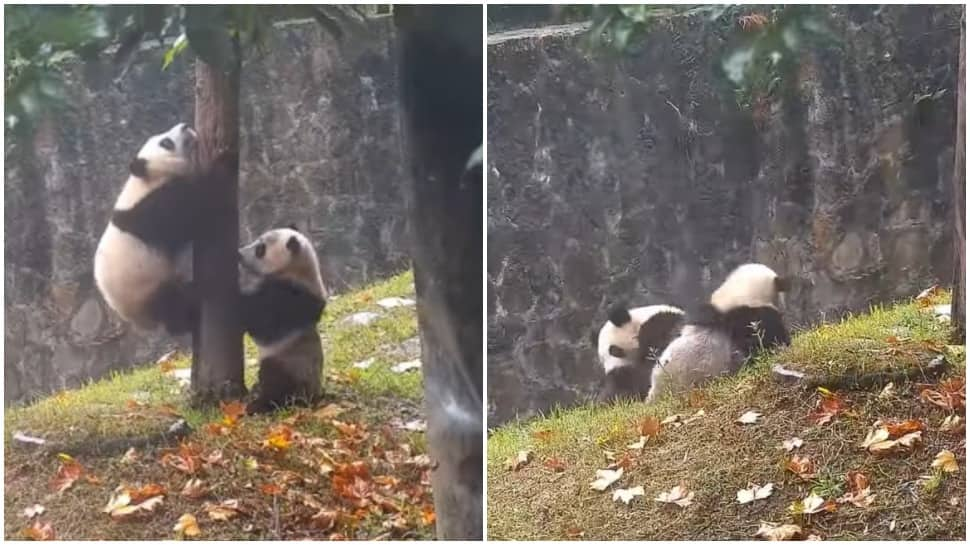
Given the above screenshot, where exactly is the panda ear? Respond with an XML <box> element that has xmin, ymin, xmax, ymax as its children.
<box><xmin>288</xmin><ymin>223</ymin><xmax>300</xmax><ymax>232</ymax></box>
<box><xmin>607</xmin><ymin>305</ymin><xmax>632</xmax><ymax>327</ymax></box>
<box><xmin>286</xmin><ymin>235</ymin><xmax>302</xmax><ymax>255</ymax></box>
<box><xmin>775</xmin><ymin>276</ymin><xmax>791</xmax><ymax>293</ymax></box>
<box><xmin>129</xmin><ymin>157</ymin><xmax>149</xmax><ymax>178</ymax></box>
<box><xmin>608</xmin><ymin>345</ymin><xmax>626</xmax><ymax>358</ymax></box>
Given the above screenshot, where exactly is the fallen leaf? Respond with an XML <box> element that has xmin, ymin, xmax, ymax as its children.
<box><xmin>310</xmin><ymin>509</ymin><xmax>337</xmax><ymax>531</ymax></box>
<box><xmin>181</xmin><ymin>478</ymin><xmax>207</xmax><ymax>499</ymax></box>
<box><xmin>738</xmin><ymin>13</ymin><xmax>769</xmax><ymax>31</ymax></box>
<box><xmin>639</xmin><ymin>416</ymin><xmax>662</xmax><ymax>437</ymax></box>
<box><xmin>565</xmin><ymin>527</ymin><xmax>585</xmax><ymax>538</ymax></box>
<box><xmin>313</xmin><ymin>403</ymin><xmax>345</xmax><ymax>419</ymax></box>
<box><xmin>838</xmin><ymin>471</ymin><xmax>875</xmax><ymax>507</ymax></box>
<box><xmin>879</xmin><ymin>382</ymin><xmax>895</xmax><ymax>398</ymax></box>
<box><xmin>22</xmin><ymin>521</ymin><xmax>55</xmax><ymax>541</ymax></box>
<box><xmin>786</xmin><ymin>455</ymin><xmax>817</xmax><ymax>480</ymax></box>
<box><xmin>129</xmin><ymin>483</ymin><xmax>166</xmax><ymax>503</ymax></box>
<box><xmin>627</xmin><ymin>436</ymin><xmax>648</xmax><ymax>450</ymax></box>
<box><xmin>260</xmin><ymin>483</ymin><xmax>283</xmax><ymax>496</ymax></box>
<box><xmin>22</xmin><ymin>505</ymin><xmax>45</xmax><ymax>519</ymax></box>
<box><xmin>737</xmin><ymin>410</ymin><xmax>762</xmax><ymax>424</ymax></box>
<box><xmin>205</xmin><ymin>500</ymin><xmax>241</xmax><ymax>521</ymax></box>
<box><xmin>120</xmin><ymin>448</ymin><xmax>139</xmax><ymax>464</ymax></box>
<box><xmin>789</xmin><ymin>492</ymin><xmax>836</xmax><ymax>515</ymax></box>
<box><xmin>865</xmin><ymin>430</ymin><xmax>923</xmax><ymax>455</ymax></box>
<box><xmin>860</xmin><ymin>427</ymin><xmax>890</xmax><ymax>449</ymax></box>
<box><xmin>420</xmin><ymin>504</ymin><xmax>436</xmax><ymax>526</ymax></box>
<box><xmin>532</xmin><ymin>429</ymin><xmax>554</xmax><ymax>442</ymax></box>
<box><xmin>809</xmin><ymin>394</ymin><xmax>847</xmax><ymax>425</ymax></box>
<box><xmin>612</xmin><ymin>485</ymin><xmax>645</xmax><ymax>505</ymax></box>
<box><xmin>737</xmin><ymin>482</ymin><xmax>774</xmax><ymax>504</ymax></box>
<box><xmin>655</xmin><ymin>484</ymin><xmax>694</xmax><ymax>507</ymax></box>
<box><xmin>660</xmin><ymin>414</ymin><xmax>681</xmax><ymax>426</ymax></box>
<box><xmin>391</xmin><ymin>359</ymin><xmax>421</xmax><ymax>373</ymax></box>
<box><xmin>590</xmin><ymin>468</ymin><xmax>623</xmax><ymax>491</ymax></box>
<box><xmin>219</xmin><ymin>400</ymin><xmax>247</xmax><ymax>427</ymax></box>
<box><xmin>932</xmin><ymin>450</ymin><xmax>958</xmax><ymax>473</ymax></box>
<box><xmin>49</xmin><ymin>459</ymin><xmax>84</xmax><ymax>493</ymax></box>
<box><xmin>755</xmin><ymin>522</ymin><xmax>803</xmax><ymax>541</ymax></box>
<box><xmin>505</xmin><ymin>450</ymin><xmax>533</xmax><ymax>471</ymax></box>
<box><xmin>263</xmin><ymin>425</ymin><xmax>294</xmax><ymax>451</ymax></box>
<box><xmin>543</xmin><ymin>457</ymin><xmax>567</xmax><ymax>472</ymax></box>
<box><xmin>104</xmin><ymin>490</ymin><xmax>164</xmax><ymax>520</ymax></box>
<box><xmin>885</xmin><ymin>419</ymin><xmax>924</xmax><ymax>437</ymax></box>
<box><xmin>174</xmin><ymin>513</ymin><xmax>201</xmax><ymax>537</ymax></box>
<box><xmin>781</xmin><ymin>437</ymin><xmax>804</xmax><ymax>452</ymax></box>
<box><xmin>919</xmin><ymin>378</ymin><xmax>966</xmax><ymax>411</ymax></box>
<box><xmin>939</xmin><ymin>415</ymin><xmax>964</xmax><ymax>434</ymax></box>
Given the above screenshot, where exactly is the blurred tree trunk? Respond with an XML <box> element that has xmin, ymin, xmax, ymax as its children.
<box><xmin>190</xmin><ymin>53</ymin><xmax>246</xmax><ymax>403</ymax></box>
<box><xmin>393</xmin><ymin>5</ymin><xmax>483</xmax><ymax>540</ymax></box>
<box><xmin>952</xmin><ymin>11</ymin><xmax>965</xmax><ymax>344</ymax></box>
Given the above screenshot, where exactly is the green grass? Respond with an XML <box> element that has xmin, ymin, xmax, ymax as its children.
<box><xmin>4</xmin><ymin>270</ymin><xmax>435</xmax><ymax>540</ymax></box>
<box><xmin>487</xmin><ymin>293</ymin><xmax>965</xmax><ymax>541</ymax></box>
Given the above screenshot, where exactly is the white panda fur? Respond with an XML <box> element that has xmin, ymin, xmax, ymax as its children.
<box><xmin>238</xmin><ymin>227</ymin><xmax>327</xmax><ymax>413</ymax></box>
<box><xmin>94</xmin><ymin>122</ymin><xmax>202</xmax><ymax>335</ymax></box>
<box><xmin>646</xmin><ymin>263</ymin><xmax>791</xmax><ymax>402</ymax></box>
<box><xmin>594</xmin><ymin>303</ymin><xmax>685</xmax><ymax>402</ymax></box>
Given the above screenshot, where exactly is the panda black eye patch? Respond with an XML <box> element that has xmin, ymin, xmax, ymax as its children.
<box><xmin>255</xmin><ymin>242</ymin><xmax>266</xmax><ymax>259</ymax></box>
<box><xmin>159</xmin><ymin>137</ymin><xmax>175</xmax><ymax>151</ymax></box>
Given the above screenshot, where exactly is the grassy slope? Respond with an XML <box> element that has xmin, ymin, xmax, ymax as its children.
<box><xmin>5</xmin><ymin>270</ymin><xmax>436</xmax><ymax>540</ymax></box>
<box><xmin>487</xmin><ymin>292</ymin><xmax>966</xmax><ymax>540</ymax></box>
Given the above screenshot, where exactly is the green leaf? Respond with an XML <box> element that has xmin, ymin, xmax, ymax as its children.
<box><xmin>162</xmin><ymin>33</ymin><xmax>188</xmax><ymax>70</ymax></box>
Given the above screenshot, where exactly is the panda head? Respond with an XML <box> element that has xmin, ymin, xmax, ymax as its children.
<box><xmin>710</xmin><ymin>263</ymin><xmax>789</xmax><ymax>311</ymax></box>
<box><xmin>238</xmin><ymin>226</ymin><xmax>326</xmax><ymax>297</ymax></box>
<box><xmin>128</xmin><ymin>122</ymin><xmax>197</xmax><ymax>181</ymax></box>
<box><xmin>602</xmin><ymin>305</ymin><xmax>638</xmax><ymax>359</ymax></box>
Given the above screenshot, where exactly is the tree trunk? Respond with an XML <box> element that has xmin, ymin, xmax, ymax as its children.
<box><xmin>190</xmin><ymin>53</ymin><xmax>246</xmax><ymax>403</ymax></box>
<box><xmin>394</xmin><ymin>5</ymin><xmax>483</xmax><ymax>540</ymax></box>
<box><xmin>952</xmin><ymin>10</ymin><xmax>965</xmax><ymax>344</ymax></box>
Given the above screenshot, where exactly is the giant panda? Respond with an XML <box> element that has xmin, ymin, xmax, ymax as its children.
<box><xmin>593</xmin><ymin>303</ymin><xmax>685</xmax><ymax>402</ymax></box>
<box><xmin>646</xmin><ymin>263</ymin><xmax>791</xmax><ymax>402</ymax></box>
<box><xmin>94</xmin><ymin>122</ymin><xmax>210</xmax><ymax>335</ymax></box>
<box><xmin>238</xmin><ymin>226</ymin><xmax>327</xmax><ymax>413</ymax></box>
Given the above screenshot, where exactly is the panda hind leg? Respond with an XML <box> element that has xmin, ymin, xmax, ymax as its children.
<box><xmin>248</xmin><ymin>356</ymin><xmax>321</xmax><ymax>414</ymax></box>
<box><xmin>149</xmin><ymin>279</ymin><xmax>199</xmax><ymax>337</ymax></box>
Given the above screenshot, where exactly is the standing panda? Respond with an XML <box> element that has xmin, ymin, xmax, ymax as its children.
<box><xmin>646</xmin><ymin>263</ymin><xmax>791</xmax><ymax>402</ymax></box>
<box><xmin>238</xmin><ymin>226</ymin><xmax>327</xmax><ymax>413</ymax></box>
<box><xmin>94</xmin><ymin>122</ymin><xmax>216</xmax><ymax>335</ymax></box>
<box><xmin>593</xmin><ymin>303</ymin><xmax>685</xmax><ymax>402</ymax></box>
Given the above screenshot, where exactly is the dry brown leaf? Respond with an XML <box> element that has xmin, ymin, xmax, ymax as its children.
<box><xmin>310</xmin><ymin>509</ymin><xmax>338</xmax><ymax>531</ymax></box>
<box><xmin>49</xmin><ymin>459</ymin><xmax>84</xmax><ymax>493</ymax></box>
<box><xmin>809</xmin><ymin>394</ymin><xmax>847</xmax><ymax>425</ymax></box>
<box><xmin>129</xmin><ymin>483</ymin><xmax>166</xmax><ymax>503</ymax></box>
<box><xmin>260</xmin><ymin>483</ymin><xmax>283</xmax><ymax>496</ymax></box>
<box><xmin>885</xmin><ymin>419</ymin><xmax>925</xmax><ymax>438</ymax></box>
<box><xmin>655</xmin><ymin>484</ymin><xmax>694</xmax><ymax>507</ymax></box>
<box><xmin>22</xmin><ymin>521</ymin><xmax>55</xmax><ymax>541</ymax></box>
<box><xmin>781</xmin><ymin>437</ymin><xmax>804</xmax><ymax>452</ymax></box>
<box><xmin>543</xmin><ymin>457</ymin><xmax>567</xmax><ymax>472</ymax></box>
<box><xmin>738</xmin><ymin>13</ymin><xmax>769</xmax><ymax>31</ymax></box>
<box><xmin>838</xmin><ymin>471</ymin><xmax>875</xmax><ymax>508</ymax></box>
<box><xmin>313</xmin><ymin>403</ymin><xmax>345</xmax><ymax>420</ymax></box>
<box><xmin>181</xmin><ymin>478</ymin><xmax>207</xmax><ymax>499</ymax></box>
<box><xmin>639</xmin><ymin>416</ymin><xmax>662</xmax><ymax>437</ymax></box>
<box><xmin>755</xmin><ymin>522</ymin><xmax>803</xmax><ymax>540</ymax></box>
<box><xmin>120</xmin><ymin>448</ymin><xmax>139</xmax><ymax>464</ymax></box>
<box><xmin>932</xmin><ymin>450</ymin><xmax>958</xmax><ymax>473</ymax></box>
<box><xmin>532</xmin><ymin>429</ymin><xmax>554</xmax><ymax>442</ymax></box>
<box><xmin>565</xmin><ymin>527</ymin><xmax>585</xmax><ymax>539</ymax></box>
<box><xmin>205</xmin><ymin>500</ymin><xmax>242</xmax><ymax>521</ymax></box>
<box><xmin>786</xmin><ymin>455</ymin><xmax>817</xmax><ymax>480</ymax></box>
<box><xmin>174</xmin><ymin>513</ymin><xmax>201</xmax><ymax>537</ymax></box>
<box><xmin>919</xmin><ymin>378</ymin><xmax>966</xmax><ymax>411</ymax></box>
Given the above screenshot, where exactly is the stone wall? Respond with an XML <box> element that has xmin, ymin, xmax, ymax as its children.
<box><xmin>4</xmin><ymin>18</ymin><xmax>410</xmax><ymax>404</ymax></box>
<box><xmin>487</xmin><ymin>6</ymin><xmax>960</xmax><ymax>425</ymax></box>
